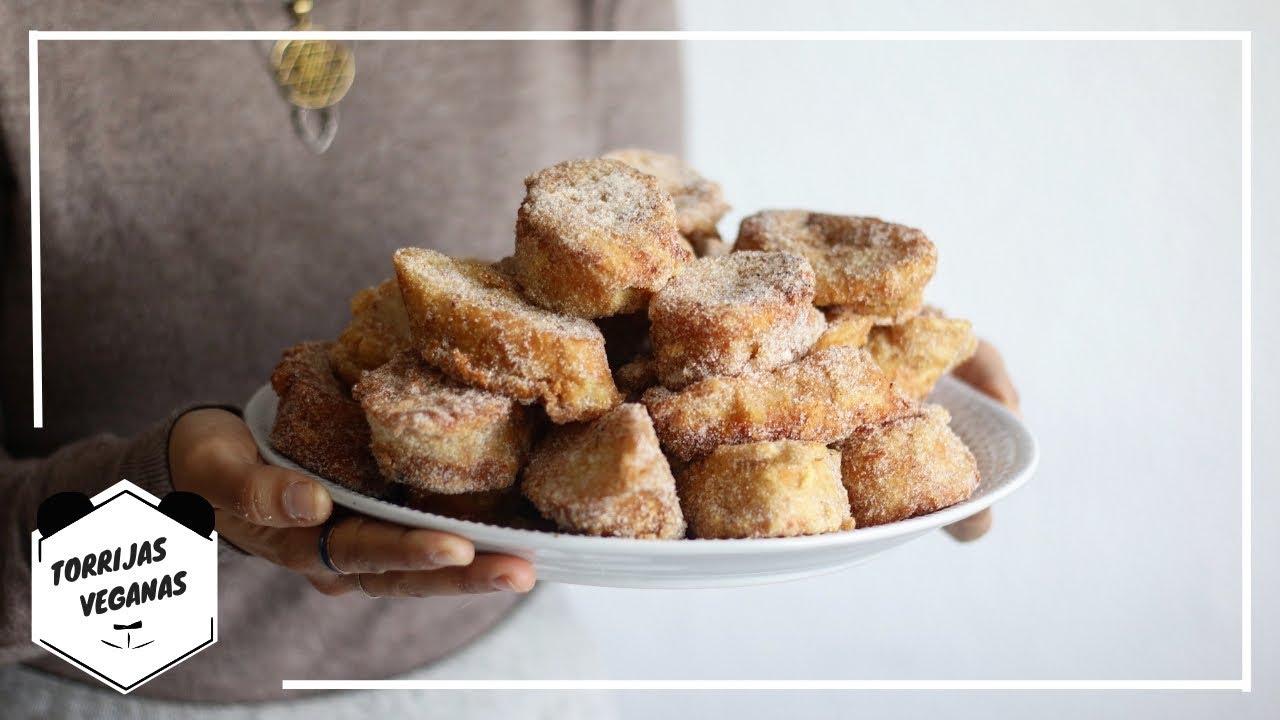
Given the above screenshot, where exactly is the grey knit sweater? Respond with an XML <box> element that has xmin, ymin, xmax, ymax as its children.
<box><xmin>0</xmin><ymin>0</ymin><xmax>682</xmax><ymax>702</ymax></box>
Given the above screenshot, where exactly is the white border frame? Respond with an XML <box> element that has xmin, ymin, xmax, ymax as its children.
<box><xmin>26</xmin><ymin>29</ymin><xmax>1251</xmax><ymax>693</ymax></box>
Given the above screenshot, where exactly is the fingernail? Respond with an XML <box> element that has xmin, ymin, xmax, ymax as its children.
<box><xmin>491</xmin><ymin>575</ymin><xmax>523</xmax><ymax>593</ymax></box>
<box><xmin>284</xmin><ymin>482</ymin><xmax>324</xmax><ymax>522</ymax></box>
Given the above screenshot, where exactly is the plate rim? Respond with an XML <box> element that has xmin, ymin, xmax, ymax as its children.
<box><xmin>245</xmin><ymin>375</ymin><xmax>1038</xmax><ymax>556</ymax></box>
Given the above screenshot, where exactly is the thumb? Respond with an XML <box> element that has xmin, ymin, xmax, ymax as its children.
<box><xmin>172</xmin><ymin>408</ymin><xmax>333</xmax><ymax>527</ymax></box>
<box><xmin>952</xmin><ymin>340</ymin><xmax>1021</xmax><ymax>416</ymax></box>
<box><xmin>213</xmin><ymin>461</ymin><xmax>333</xmax><ymax>528</ymax></box>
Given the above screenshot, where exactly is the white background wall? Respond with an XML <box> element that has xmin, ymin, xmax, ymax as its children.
<box><xmin>566</xmin><ymin>2</ymin><xmax>1279</xmax><ymax>718</ymax></box>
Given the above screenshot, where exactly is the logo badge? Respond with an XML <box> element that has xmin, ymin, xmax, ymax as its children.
<box><xmin>31</xmin><ymin>480</ymin><xmax>218</xmax><ymax>694</ymax></box>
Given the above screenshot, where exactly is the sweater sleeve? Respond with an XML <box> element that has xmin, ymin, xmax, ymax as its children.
<box><xmin>590</xmin><ymin>0</ymin><xmax>686</xmax><ymax>155</ymax></box>
<box><xmin>0</xmin><ymin>6</ymin><xmax>196</xmax><ymax>663</ymax></box>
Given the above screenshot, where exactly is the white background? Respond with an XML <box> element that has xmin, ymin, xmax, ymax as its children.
<box><xmin>566</xmin><ymin>1</ymin><xmax>1279</xmax><ymax>718</ymax></box>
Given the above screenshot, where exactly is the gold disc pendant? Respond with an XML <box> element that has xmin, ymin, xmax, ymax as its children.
<box><xmin>271</xmin><ymin>31</ymin><xmax>355</xmax><ymax>110</ymax></box>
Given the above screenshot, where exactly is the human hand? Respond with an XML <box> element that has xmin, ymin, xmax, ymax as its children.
<box><xmin>942</xmin><ymin>339</ymin><xmax>1021</xmax><ymax>542</ymax></box>
<box><xmin>168</xmin><ymin>408</ymin><xmax>536</xmax><ymax>596</ymax></box>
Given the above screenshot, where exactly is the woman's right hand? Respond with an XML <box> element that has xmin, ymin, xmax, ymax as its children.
<box><xmin>167</xmin><ymin>408</ymin><xmax>536</xmax><ymax>597</ymax></box>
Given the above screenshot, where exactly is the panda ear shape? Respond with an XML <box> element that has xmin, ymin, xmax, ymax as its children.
<box><xmin>158</xmin><ymin>492</ymin><xmax>215</xmax><ymax>538</ymax></box>
<box><xmin>36</xmin><ymin>492</ymin><xmax>94</xmax><ymax>537</ymax></box>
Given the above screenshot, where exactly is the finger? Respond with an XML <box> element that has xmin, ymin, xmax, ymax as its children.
<box><xmin>215</xmin><ymin>510</ymin><xmax>477</xmax><ymax>578</ymax></box>
<box><xmin>171</xmin><ymin>408</ymin><xmax>261</xmax><ymax>468</ymax></box>
<box><xmin>173</xmin><ymin>409</ymin><xmax>333</xmax><ymax>527</ymax></box>
<box><xmin>327</xmin><ymin>516</ymin><xmax>475</xmax><ymax>574</ymax></box>
<box><xmin>944</xmin><ymin>508</ymin><xmax>993</xmax><ymax>542</ymax></box>
<box><xmin>949</xmin><ymin>341</ymin><xmax>1014</xmax><ymax>543</ymax></box>
<box><xmin>219</xmin><ymin>511</ymin><xmax>537</xmax><ymax>597</ymax></box>
<box><xmin>357</xmin><ymin>554</ymin><xmax>537</xmax><ymax>598</ymax></box>
<box><xmin>200</xmin><ymin>460</ymin><xmax>332</xmax><ymax>528</ymax></box>
<box><xmin>215</xmin><ymin>510</ymin><xmax>326</xmax><ymax>573</ymax></box>
<box><xmin>217</xmin><ymin>510</ymin><xmax>350</xmax><ymax>577</ymax></box>
<box><xmin>952</xmin><ymin>340</ymin><xmax>1021</xmax><ymax>415</ymax></box>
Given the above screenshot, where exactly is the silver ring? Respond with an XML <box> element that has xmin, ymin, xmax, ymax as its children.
<box><xmin>356</xmin><ymin>574</ymin><xmax>378</xmax><ymax>599</ymax></box>
<box><xmin>317</xmin><ymin>516</ymin><xmax>349</xmax><ymax>575</ymax></box>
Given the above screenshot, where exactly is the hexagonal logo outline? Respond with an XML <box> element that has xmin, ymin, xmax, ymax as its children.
<box><xmin>30</xmin><ymin>479</ymin><xmax>218</xmax><ymax>694</ymax></box>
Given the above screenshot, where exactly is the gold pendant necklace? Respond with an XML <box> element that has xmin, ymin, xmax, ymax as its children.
<box><xmin>271</xmin><ymin>0</ymin><xmax>355</xmax><ymax>111</ymax></box>
<box><xmin>237</xmin><ymin>0</ymin><xmax>358</xmax><ymax>153</ymax></box>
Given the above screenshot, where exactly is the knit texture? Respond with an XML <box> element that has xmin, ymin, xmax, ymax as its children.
<box><xmin>0</xmin><ymin>0</ymin><xmax>682</xmax><ymax>702</ymax></box>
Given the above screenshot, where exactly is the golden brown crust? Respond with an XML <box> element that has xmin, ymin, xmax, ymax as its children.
<box><xmin>522</xmin><ymin>403</ymin><xmax>685</xmax><ymax>539</ymax></box>
<box><xmin>649</xmin><ymin>252</ymin><xmax>825</xmax><ymax>389</ymax></box>
<box><xmin>614</xmin><ymin>355</ymin><xmax>659</xmax><ymax>401</ymax></box>
<box><xmin>403</xmin><ymin>489</ymin><xmax>558</xmax><ymax>531</ymax></box>
<box><xmin>353</xmin><ymin>352</ymin><xmax>535</xmax><ymax>494</ymax></box>
<box><xmin>328</xmin><ymin>278</ymin><xmax>414</xmax><ymax>386</ymax></box>
<box><xmin>735</xmin><ymin>211</ymin><xmax>936</xmax><ymax>314</ymax></box>
<box><xmin>491</xmin><ymin>256</ymin><xmax>518</xmax><ymax>276</ymax></box>
<box><xmin>393</xmin><ymin>247</ymin><xmax>621</xmax><ymax>423</ymax></box>
<box><xmin>676</xmin><ymin>235</ymin><xmax>698</xmax><ymax>259</ymax></box>
<box><xmin>811</xmin><ymin>306</ymin><xmax>876</xmax><ymax>352</ymax></box>
<box><xmin>401</xmin><ymin>485</ymin><xmax>519</xmax><ymax>523</ymax></box>
<box><xmin>268</xmin><ymin>151</ymin><xmax>986</xmax><ymax>539</ymax></box>
<box><xmin>691</xmin><ymin>234</ymin><xmax>732</xmax><ymax>258</ymax></box>
<box><xmin>269</xmin><ymin>341</ymin><xmax>392</xmax><ymax>498</ymax></box>
<box><xmin>641</xmin><ymin>346</ymin><xmax>913</xmax><ymax>461</ymax></box>
<box><xmin>512</xmin><ymin>158</ymin><xmax>692</xmax><ymax>318</ymax></box>
<box><xmin>678</xmin><ymin>441</ymin><xmax>853</xmax><ymax>539</ymax></box>
<box><xmin>603</xmin><ymin>148</ymin><xmax>730</xmax><ymax>242</ymax></box>
<box><xmin>839</xmin><ymin>404</ymin><xmax>978</xmax><ymax>526</ymax></box>
<box><xmin>864</xmin><ymin>310</ymin><xmax>978</xmax><ymax>400</ymax></box>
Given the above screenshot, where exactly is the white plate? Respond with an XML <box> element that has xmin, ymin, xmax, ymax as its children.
<box><xmin>244</xmin><ymin>376</ymin><xmax>1037</xmax><ymax>589</ymax></box>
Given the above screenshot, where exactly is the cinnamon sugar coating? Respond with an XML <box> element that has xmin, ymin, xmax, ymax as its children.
<box><xmin>642</xmin><ymin>346</ymin><xmax>912</xmax><ymax>461</ymax></box>
<box><xmin>691</xmin><ymin>234</ymin><xmax>732</xmax><ymax>258</ymax></box>
<box><xmin>678</xmin><ymin>441</ymin><xmax>853</xmax><ymax>539</ymax></box>
<box><xmin>266</xmin><ymin>151</ymin><xmax>986</xmax><ymax>538</ymax></box>
<box><xmin>812</xmin><ymin>306</ymin><xmax>877</xmax><ymax>352</ymax></box>
<box><xmin>270</xmin><ymin>341</ymin><xmax>391</xmax><ymax>498</ymax></box>
<box><xmin>649</xmin><ymin>251</ymin><xmax>825</xmax><ymax>389</ymax></box>
<box><xmin>838</xmin><ymin>404</ymin><xmax>978</xmax><ymax>526</ymax></box>
<box><xmin>604</xmin><ymin>148</ymin><xmax>730</xmax><ymax>244</ymax></box>
<box><xmin>401</xmin><ymin>485</ymin><xmax>518</xmax><ymax>524</ymax></box>
<box><xmin>393</xmin><ymin>247</ymin><xmax>620</xmax><ymax>423</ymax></box>
<box><xmin>735</xmin><ymin>211</ymin><xmax>936</xmax><ymax>314</ymax></box>
<box><xmin>523</xmin><ymin>403</ymin><xmax>685</xmax><ymax>539</ymax></box>
<box><xmin>329</xmin><ymin>278</ymin><xmax>414</xmax><ymax>386</ymax></box>
<box><xmin>864</xmin><ymin>308</ymin><xmax>978</xmax><ymax>400</ymax></box>
<box><xmin>353</xmin><ymin>352</ymin><xmax>535</xmax><ymax>494</ymax></box>
<box><xmin>614</xmin><ymin>355</ymin><xmax>659</xmax><ymax>401</ymax></box>
<box><xmin>512</xmin><ymin>158</ymin><xmax>692</xmax><ymax>318</ymax></box>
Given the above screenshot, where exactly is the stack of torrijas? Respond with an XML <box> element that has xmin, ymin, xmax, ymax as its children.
<box><xmin>271</xmin><ymin>150</ymin><xmax>982</xmax><ymax>539</ymax></box>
